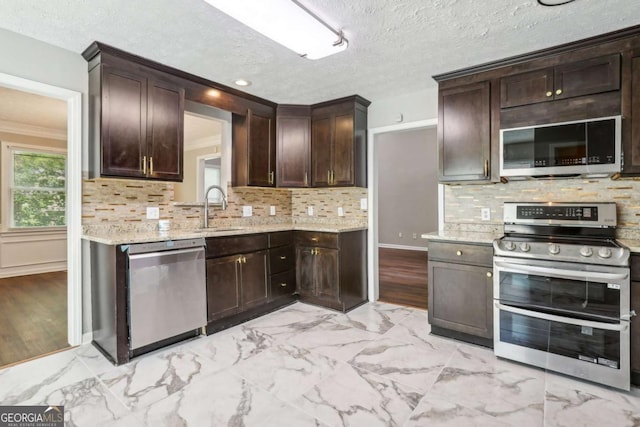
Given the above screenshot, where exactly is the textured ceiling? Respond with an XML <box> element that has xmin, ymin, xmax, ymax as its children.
<box><xmin>0</xmin><ymin>1</ymin><xmax>638</xmax><ymax>104</ymax></box>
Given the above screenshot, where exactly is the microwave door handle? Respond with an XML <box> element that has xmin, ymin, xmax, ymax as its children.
<box><xmin>494</xmin><ymin>302</ymin><xmax>629</xmax><ymax>332</ymax></box>
<box><xmin>494</xmin><ymin>260</ymin><xmax>629</xmax><ymax>282</ymax></box>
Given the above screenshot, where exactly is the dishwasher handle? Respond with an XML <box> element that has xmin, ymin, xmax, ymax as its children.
<box><xmin>128</xmin><ymin>246</ymin><xmax>204</xmax><ymax>261</ymax></box>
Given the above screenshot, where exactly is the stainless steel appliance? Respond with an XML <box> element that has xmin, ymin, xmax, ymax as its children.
<box><xmin>127</xmin><ymin>238</ymin><xmax>206</xmax><ymax>354</ymax></box>
<box><xmin>493</xmin><ymin>202</ymin><xmax>633</xmax><ymax>390</ymax></box>
<box><xmin>500</xmin><ymin>116</ymin><xmax>621</xmax><ymax>178</ymax></box>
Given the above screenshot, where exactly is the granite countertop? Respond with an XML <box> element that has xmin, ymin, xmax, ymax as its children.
<box><xmin>83</xmin><ymin>223</ymin><xmax>368</xmax><ymax>245</ymax></box>
<box><xmin>420</xmin><ymin>230</ymin><xmax>501</xmax><ymax>245</ymax></box>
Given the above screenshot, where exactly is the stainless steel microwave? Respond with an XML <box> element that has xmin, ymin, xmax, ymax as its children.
<box><xmin>500</xmin><ymin>116</ymin><xmax>622</xmax><ymax>178</ymax></box>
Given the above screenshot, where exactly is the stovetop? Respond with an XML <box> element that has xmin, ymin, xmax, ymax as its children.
<box><xmin>496</xmin><ymin>202</ymin><xmax>630</xmax><ymax>267</ymax></box>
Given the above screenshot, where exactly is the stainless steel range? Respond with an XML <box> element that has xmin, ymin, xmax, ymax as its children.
<box><xmin>493</xmin><ymin>202</ymin><xmax>634</xmax><ymax>390</ymax></box>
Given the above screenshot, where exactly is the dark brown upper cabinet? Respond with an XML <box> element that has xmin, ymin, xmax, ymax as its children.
<box><xmin>310</xmin><ymin>96</ymin><xmax>369</xmax><ymax>188</ymax></box>
<box><xmin>232</xmin><ymin>108</ymin><xmax>276</xmax><ymax>187</ymax></box>
<box><xmin>438</xmin><ymin>81</ymin><xmax>492</xmax><ymax>183</ymax></box>
<box><xmin>500</xmin><ymin>54</ymin><xmax>621</xmax><ymax>109</ymax></box>
<box><xmin>276</xmin><ymin>105</ymin><xmax>311</xmax><ymax>187</ymax></box>
<box><xmin>87</xmin><ymin>54</ymin><xmax>184</xmax><ymax>181</ymax></box>
<box><xmin>624</xmin><ymin>55</ymin><xmax>640</xmax><ymax>175</ymax></box>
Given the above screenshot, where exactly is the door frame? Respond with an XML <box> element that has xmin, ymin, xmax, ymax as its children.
<box><xmin>0</xmin><ymin>72</ymin><xmax>83</xmax><ymax>346</ymax></box>
<box><xmin>367</xmin><ymin>118</ymin><xmax>441</xmax><ymax>302</ymax></box>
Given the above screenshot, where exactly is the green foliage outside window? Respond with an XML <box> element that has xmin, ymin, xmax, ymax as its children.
<box><xmin>11</xmin><ymin>150</ymin><xmax>66</xmax><ymax>227</ymax></box>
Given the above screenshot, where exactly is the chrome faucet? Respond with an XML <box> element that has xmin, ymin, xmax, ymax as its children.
<box><xmin>203</xmin><ymin>185</ymin><xmax>228</xmax><ymax>228</ymax></box>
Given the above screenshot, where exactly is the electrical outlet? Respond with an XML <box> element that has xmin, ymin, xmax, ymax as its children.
<box><xmin>398</xmin><ymin>232</ymin><xmax>403</xmax><ymax>238</ymax></box>
<box><xmin>242</xmin><ymin>206</ymin><xmax>253</xmax><ymax>217</ymax></box>
<box><xmin>360</xmin><ymin>198</ymin><xmax>368</xmax><ymax>210</ymax></box>
<box><xmin>337</xmin><ymin>207</ymin><xmax>344</xmax><ymax>217</ymax></box>
<box><xmin>481</xmin><ymin>208</ymin><xmax>491</xmax><ymax>221</ymax></box>
<box><xmin>307</xmin><ymin>206</ymin><xmax>314</xmax><ymax>216</ymax></box>
<box><xmin>413</xmin><ymin>233</ymin><xmax>417</xmax><ymax>239</ymax></box>
<box><xmin>146</xmin><ymin>206</ymin><xmax>159</xmax><ymax>219</ymax></box>
<box><xmin>269</xmin><ymin>206</ymin><xmax>276</xmax><ymax>216</ymax></box>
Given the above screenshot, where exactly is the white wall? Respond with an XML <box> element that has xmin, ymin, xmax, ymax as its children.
<box><xmin>0</xmin><ymin>28</ymin><xmax>90</xmax><ymax>332</ymax></box>
<box><xmin>368</xmin><ymin>87</ymin><xmax>439</xmax><ymax>128</ymax></box>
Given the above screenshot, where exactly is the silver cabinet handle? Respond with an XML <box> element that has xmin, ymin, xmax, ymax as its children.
<box><xmin>280</xmin><ymin>283</ymin><xmax>287</xmax><ymax>287</ymax></box>
<box><xmin>279</xmin><ymin>256</ymin><xmax>287</xmax><ymax>260</ymax></box>
<box><xmin>494</xmin><ymin>302</ymin><xmax>628</xmax><ymax>331</ymax></box>
<box><xmin>142</xmin><ymin>156</ymin><xmax>147</xmax><ymax>174</ymax></box>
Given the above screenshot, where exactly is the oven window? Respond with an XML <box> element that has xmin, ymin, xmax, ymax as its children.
<box><xmin>499</xmin><ymin>271</ymin><xmax>620</xmax><ymax>319</ymax></box>
<box><xmin>500</xmin><ymin>311</ymin><xmax>621</xmax><ymax>370</ymax></box>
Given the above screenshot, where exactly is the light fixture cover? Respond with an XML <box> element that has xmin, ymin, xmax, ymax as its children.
<box><xmin>204</xmin><ymin>0</ymin><xmax>347</xmax><ymax>59</ymax></box>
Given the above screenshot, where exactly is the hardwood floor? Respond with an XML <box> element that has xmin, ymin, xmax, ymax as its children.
<box><xmin>378</xmin><ymin>247</ymin><xmax>428</xmax><ymax>309</ymax></box>
<box><xmin>0</xmin><ymin>271</ymin><xmax>69</xmax><ymax>368</ymax></box>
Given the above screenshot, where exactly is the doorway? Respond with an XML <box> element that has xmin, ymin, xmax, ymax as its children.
<box><xmin>0</xmin><ymin>72</ymin><xmax>82</xmax><ymax>366</ymax></box>
<box><xmin>368</xmin><ymin>119</ymin><xmax>440</xmax><ymax>308</ymax></box>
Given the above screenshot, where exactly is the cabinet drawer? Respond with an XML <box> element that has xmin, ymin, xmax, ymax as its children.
<box><xmin>295</xmin><ymin>231</ymin><xmax>338</xmax><ymax>248</ymax></box>
<box><xmin>269</xmin><ymin>231</ymin><xmax>294</xmax><ymax>248</ymax></box>
<box><xmin>428</xmin><ymin>241</ymin><xmax>492</xmax><ymax>266</ymax></box>
<box><xmin>270</xmin><ymin>245</ymin><xmax>295</xmax><ymax>274</ymax></box>
<box><xmin>206</xmin><ymin>234</ymin><xmax>268</xmax><ymax>258</ymax></box>
<box><xmin>270</xmin><ymin>270</ymin><xmax>295</xmax><ymax>299</ymax></box>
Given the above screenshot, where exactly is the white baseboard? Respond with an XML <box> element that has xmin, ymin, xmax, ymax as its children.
<box><xmin>378</xmin><ymin>243</ymin><xmax>428</xmax><ymax>252</ymax></box>
<box><xmin>0</xmin><ymin>263</ymin><xmax>66</xmax><ymax>279</ymax></box>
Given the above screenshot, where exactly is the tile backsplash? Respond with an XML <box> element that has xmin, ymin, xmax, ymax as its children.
<box><xmin>444</xmin><ymin>177</ymin><xmax>640</xmax><ymax>238</ymax></box>
<box><xmin>83</xmin><ymin>178</ymin><xmax>367</xmax><ymax>231</ymax></box>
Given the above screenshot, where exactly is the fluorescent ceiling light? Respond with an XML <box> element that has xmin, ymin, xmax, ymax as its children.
<box><xmin>203</xmin><ymin>0</ymin><xmax>348</xmax><ymax>59</ymax></box>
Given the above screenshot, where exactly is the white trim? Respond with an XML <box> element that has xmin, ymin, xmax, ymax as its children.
<box><xmin>0</xmin><ymin>120</ymin><xmax>66</xmax><ymax>141</ymax></box>
<box><xmin>82</xmin><ymin>332</ymin><xmax>94</xmax><ymax>345</ymax></box>
<box><xmin>0</xmin><ymin>72</ymin><xmax>83</xmax><ymax>347</ymax></box>
<box><xmin>367</xmin><ymin>119</ymin><xmax>439</xmax><ymax>303</ymax></box>
<box><xmin>196</xmin><ymin>152</ymin><xmax>222</xmax><ymax>202</ymax></box>
<box><xmin>377</xmin><ymin>243</ymin><xmax>429</xmax><ymax>252</ymax></box>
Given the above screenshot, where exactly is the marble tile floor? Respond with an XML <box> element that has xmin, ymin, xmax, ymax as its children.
<box><xmin>1</xmin><ymin>301</ymin><xmax>640</xmax><ymax>426</ymax></box>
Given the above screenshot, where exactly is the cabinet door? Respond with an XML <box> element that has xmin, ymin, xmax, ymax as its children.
<box><xmin>500</xmin><ymin>68</ymin><xmax>554</xmax><ymax>108</ymax></box>
<box><xmin>240</xmin><ymin>250</ymin><xmax>269</xmax><ymax>310</ymax></box>
<box><xmin>623</xmin><ymin>56</ymin><xmax>640</xmax><ymax>175</ymax></box>
<box><xmin>428</xmin><ymin>260</ymin><xmax>493</xmax><ymax>339</ymax></box>
<box><xmin>277</xmin><ymin>116</ymin><xmax>311</xmax><ymax>187</ymax></box>
<box><xmin>296</xmin><ymin>246</ymin><xmax>316</xmax><ymax>296</ymax></box>
<box><xmin>311</xmin><ymin>116</ymin><xmax>332</xmax><ymax>187</ymax></box>
<box><xmin>101</xmin><ymin>66</ymin><xmax>147</xmax><ymax>178</ymax></box>
<box><xmin>147</xmin><ymin>78</ymin><xmax>184</xmax><ymax>181</ymax></box>
<box><xmin>332</xmin><ymin>113</ymin><xmax>355</xmax><ymax>186</ymax></box>
<box><xmin>632</xmin><ymin>280</ymin><xmax>640</xmax><ymax>376</ymax></box>
<box><xmin>247</xmin><ymin>110</ymin><xmax>275</xmax><ymax>187</ymax></box>
<box><xmin>206</xmin><ymin>255</ymin><xmax>240</xmax><ymax>321</ymax></box>
<box><xmin>554</xmin><ymin>54</ymin><xmax>621</xmax><ymax>100</ymax></box>
<box><xmin>270</xmin><ymin>270</ymin><xmax>296</xmax><ymax>300</ymax></box>
<box><xmin>438</xmin><ymin>81</ymin><xmax>491</xmax><ymax>182</ymax></box>
<box><xmin>314</xmin><ymin>248</ymin><xmax>340</xmax><ymax>301</ymax></box>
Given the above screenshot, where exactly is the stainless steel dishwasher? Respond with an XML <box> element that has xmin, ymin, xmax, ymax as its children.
<box><xmin>126</xmin><ymin>238</ymin><xmax>206</xmax><ymax>354</ymax></box>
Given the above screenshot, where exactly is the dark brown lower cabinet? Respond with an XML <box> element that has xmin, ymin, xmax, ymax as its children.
<box><xmin>428</xmin><ymin>241</ymin><xmax>493</xmax><ymax>347</ymax></box>
<box><xmin>295</xmin><ymin>230</ymin><xmax>367</xmax><ymax>312</ymax></box>
<box><xmin>206</xmin><ymin>250</ymin><xmax>268</xmax><ymax>322</ymax></box>
<box><xmin>205</xmin><ymin>233</ymin><xmax>296</xmax><ymax>334</ymax></box>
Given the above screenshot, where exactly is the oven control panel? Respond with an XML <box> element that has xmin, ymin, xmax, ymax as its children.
<box><xmin>516</xmin><ymin>205</ymin><xmax>598</xmax><ymax>221</ymax></box>
<box><xmin>503</xmin><ymin>202</ymin><xmax>617</xmax><ymax>227</ymax></box>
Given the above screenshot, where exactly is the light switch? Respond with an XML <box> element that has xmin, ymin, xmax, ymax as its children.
<box><xmin>269</xmin><ymin>206</ymin><xmax>276</xmax><ymax>216</ymax></box>
<box><xmin>360</xmin><ymin>198</ymin><xmax>368</xmax><ymax>210</ymax></box>
<box><xmin>242</xmin><ymin>206</ymin><xmax>253</xmax><ymax>217</ymax></box>
<box><xmin>337</xmin><ymin>207</ymin><xmax>344</xmax><ymax>217</ymax></box>
<box><xmin>307</xmin><ymin>206</ymin><xmax>314</xmax><ymax>216</ymax></box>
<box><xmin>146</xmin><ymin>207</ymin><xmax>160</xmax><ymax>219</ymax></box>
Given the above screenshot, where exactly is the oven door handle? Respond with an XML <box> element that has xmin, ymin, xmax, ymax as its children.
<box><xmin>495</xmin><ymin>302</ymin><xmax>629</xmax><ymax>332</ymax></box>
<box><xmin>494</xmin><ymin>260</ymin><xmax>629</xmax><ymax>282</ymax></box>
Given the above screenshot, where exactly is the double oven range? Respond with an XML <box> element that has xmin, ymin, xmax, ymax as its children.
<box><xmin>493</xmin><ymin>202</ymin><xmax>634</xmax><ymax>390</ymax></box>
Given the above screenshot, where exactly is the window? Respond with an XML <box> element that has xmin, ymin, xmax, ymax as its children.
<box><xmin>4</xmin><ymin>144</ymin><xmax>66</xmax><ymax>228</ymax></box>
